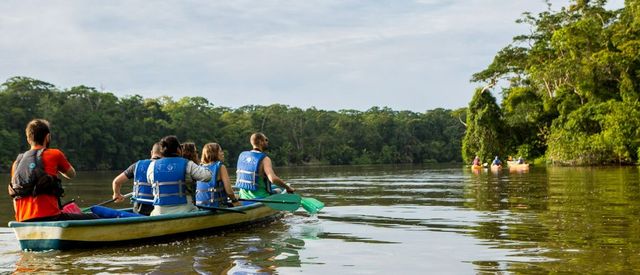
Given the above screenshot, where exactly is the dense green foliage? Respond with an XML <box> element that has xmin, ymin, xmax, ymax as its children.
<box><xmin>0</xmin><ymin>77</ymin><xmax>465</xmax><ymax>172</ymax></box>
<box><xmin>461</xmin><ymin>88</ymin><xmax>504</xmax><ymax>163</ymax></box>
<box><xmin>472</xmin><ymin>0</ymin><xmax>640</xmax><ymax>165</ymax></box>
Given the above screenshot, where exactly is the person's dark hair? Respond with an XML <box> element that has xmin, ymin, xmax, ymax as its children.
<box><xmin>181</xmin><ymin>142</ymin><xmax>199</xmax><ymax>164</ymax></box>
<box><xmin>160</xmin><ymin>136</ymin><xmax>181</xmax><ymax>157</ymax></box>
<box><xmin>26</xmin><ymin>119</ymin><xmax>51</xmax><ymax>145</ymax></box>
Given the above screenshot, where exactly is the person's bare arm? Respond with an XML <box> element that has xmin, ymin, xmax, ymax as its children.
<box><xmin>59</xmin><ymin>166</ymin><xmax>76</xmax><ymax>179</ymax></box>
<box><xmin>262</xmin><ymin>157</ymin><xmax>295</xmax><ymax>193</ymax></box>
<box><xmin>112</xmin><ymin>173</ymin><xmax>129</xmax><ymax>203</ymax></box>
<box><xmin>220</xmin><ymin>165</ymin><xmax>240</xmax><ymax>206</ymax></box>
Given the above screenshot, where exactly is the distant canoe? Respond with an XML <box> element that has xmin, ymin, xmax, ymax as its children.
<box><xmin>8</xmin><ymin>202</ymin><xmax>282</xmax><ymax>251</ymax></box>
<box><xmin>507</xmin><ymin>161</ymin><xmax>530</xmax><ymax>170</ymax></box>
<box><xmin>490</xmin><ymin>164</ymin><xmax>502</xmax><ymax>170</ymax></box>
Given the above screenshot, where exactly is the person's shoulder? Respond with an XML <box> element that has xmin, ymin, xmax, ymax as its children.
<box><xmin>43</xmin><ymin>148</ymin><xmax>65</xmax><ymax>157</ymax></box>
<box><xmin>186</xmin><ymin>160</ymin><xmax>204</xmax><ymax>170</ymax></box>
<box><xmin>262</xmin><ymin>155</ymin><xmax>272</xmax><ymax>164</ymax></box>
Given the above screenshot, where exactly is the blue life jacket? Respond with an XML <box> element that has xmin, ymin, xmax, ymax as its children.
<box><xmin>151</xmin><ymin>157</ymin><xmax>188</xmax><ymax>206</ymax></box>
<box><xmin>195</xmin><ymin>161</ymin><xmax>228</xmax><ymax>207</ymax></box>
<box><xmin>235</xmin><ymin>151</ymin><xmax>267</xmax><ymax>191</ymax></box>
<box><xmin>133</xmin><ymin>159</ymin><xmax>154</xmax><ymax>205</ymax></box>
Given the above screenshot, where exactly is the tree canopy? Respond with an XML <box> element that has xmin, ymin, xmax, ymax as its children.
<box><xmin>471</xmin><ymin>0</ymin><xmax>640</xmax><ymax>165</ymax></box>
<box><xmin>0</xmin><ymin>76</ymin><xmax>466</xmax><ymax>172</ymax></box>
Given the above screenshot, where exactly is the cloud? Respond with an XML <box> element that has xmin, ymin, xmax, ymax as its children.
<box><xmin>0</xmin><ymin>0</ymin><xmax>625</xmax><ymax>111</ymax></box>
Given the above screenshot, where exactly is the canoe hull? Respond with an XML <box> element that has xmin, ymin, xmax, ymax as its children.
<box><xmin>9</xmin><ymin>203</ymin><xmax>281</xmax><ymax>251</ymax></box>
<box><xmin>507</xmin><ymin>161</ymin><xmax>530</xmax><ymax>170</ymax></box>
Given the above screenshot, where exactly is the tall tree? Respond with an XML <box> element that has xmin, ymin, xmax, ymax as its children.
<box><xmin>462</xmin><ymin>88</ymin><xmax>504</xmax><ymax>164</ymax></box>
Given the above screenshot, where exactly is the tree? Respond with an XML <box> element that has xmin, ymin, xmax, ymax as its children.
<box><xmin>470</xmin><ymin>1</ymin><xmax>640</xmax><ymax>164</ymax></box>
<box><xmin>462</xmin><ymin>88</ymin><xmax>504</xmax><ymax>164</ymax></box>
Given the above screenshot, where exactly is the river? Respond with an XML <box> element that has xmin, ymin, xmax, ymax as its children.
<box><xmin>1</xmin><ymin>164</ymin><xmax>639</xmax><ymax>273</ymax></box>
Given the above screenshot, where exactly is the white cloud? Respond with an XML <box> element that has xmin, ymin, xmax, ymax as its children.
<box><xmin>0</xmin><ymin>0</ymin><xmax>626</xmax><ymax>111</ymax></box>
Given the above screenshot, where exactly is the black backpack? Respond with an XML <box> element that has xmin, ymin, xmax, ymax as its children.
<box><xmin>8</xmin><ymin>149</ymin><xmax>64</xmax><ymax>199</ymax></box>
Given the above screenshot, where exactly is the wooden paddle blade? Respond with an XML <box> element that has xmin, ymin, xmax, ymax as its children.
<box><xmin>300</xmin><ymin>197</ymin><xmax>324</xmax><ymax>214</ymax></box>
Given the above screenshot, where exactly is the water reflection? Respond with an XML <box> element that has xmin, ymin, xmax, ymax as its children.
<box><xmin>462</xmin><ymin>166</ymin><xmax>640</xmax><ymax>273</ymax></box>
<box><xmin>10</xmin><ymin>218</ymin><xmax>307</xmax><ymax>274</ymax></box>
<box><xmin>2</xmin><ymin>165</ymin><xmax>640</xmax><ymax>273</ymax></box>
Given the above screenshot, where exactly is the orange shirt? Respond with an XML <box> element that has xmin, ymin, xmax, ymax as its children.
<box><xmin>12</xmin><ymin>146</ymin><xmax>72</xmax><ymax>222</ymax></box>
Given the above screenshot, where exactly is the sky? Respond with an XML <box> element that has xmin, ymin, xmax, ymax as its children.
<box><xmin>0</xmin><ymin>0</ymin><xmax>625</xmax><ymax>112</ymax></box>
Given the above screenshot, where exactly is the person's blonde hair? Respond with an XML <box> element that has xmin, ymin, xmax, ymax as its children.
<box><xmin>201</xmin><ymin>143</ymin><xmax>222</xmax><ymax>164</ymax></box>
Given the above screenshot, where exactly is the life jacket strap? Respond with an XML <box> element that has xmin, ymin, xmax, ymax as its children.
<box><xmin>156</xmin><ymin>192</ymin><xmax>186</xmax><ymax>197</ymax></box>
<box><xmin>155</xmin><ymin>181</ymin><xmax>184</xmax><ymax>186</ymax></box>
<box><xmin>152</xmin><ymin>181</ymin><xmax>186</xmax><ymax>197</ymax></box>
<box><xmin>196</xmin><ymin>197</ymin><xmax>226</xmax><ymax>205</ymax></box>
<box><xmin>197</xmin><ymin>187</ymin><xmax>225</xmax><ymax>192</ymax></box>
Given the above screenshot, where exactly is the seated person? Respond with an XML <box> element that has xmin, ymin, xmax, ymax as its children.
<box><xmin>111</xmin><ymin>142</ymin><xmax>162</xmax><ymax>215</ymax></box>
<box><xmin>181</xmin><ymin>142</ymin><xmax>199</xmax><ymax>164</ymax></box>
<box><xmin>10</xmin><ymin>119</ymin><xmax>98</xmax><ymax>221</ymax></box>
<box><xmin>491</xmin><ymin>156</ymin><xmax>502</xmax><ymax>166</ymax></box>
<box><xmin>472</xmin><ymin>156</ymin><xmax>481</xmax><ymax>166</ymax></box>
<box><xmin>149</xmin><ymin>136</ymin><xmax>212</xmax><ymax>216</ymax></box>
<box><xmin>195</xmin><ymin>143</ymin><xmax>240</xmax><ymax>208</ymax></box>
<box><xmin>235</xmin><ymin>133</ymin><xmax>295</xmax><ymax>202</ymax></box>
<box><xmin>181</xmin><ymin>142</ymin><xmax>199</xmax><ymax>201</ymax></box>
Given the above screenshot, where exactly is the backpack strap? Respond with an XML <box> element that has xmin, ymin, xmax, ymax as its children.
<box><xmin>8</xmin><ymin>153</ymin><xmax>25</xmax><ymax>198</ymax></box>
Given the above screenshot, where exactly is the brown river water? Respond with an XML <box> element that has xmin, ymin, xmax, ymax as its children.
<box><xmin>1</xmin><ymin>164</ymin><xmax>640</xmax><ymax>274</ymax></box>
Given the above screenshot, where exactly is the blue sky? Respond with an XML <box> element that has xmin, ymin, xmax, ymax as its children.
<box><xmin>0</xmin><ymin>0</ymin><xmax>624</xmax><ymax>112</ymax></box>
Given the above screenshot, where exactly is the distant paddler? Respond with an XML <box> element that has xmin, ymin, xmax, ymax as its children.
<box><xmin>491</xmin><ymin>156</ymin><xmax>502</xmax><ymax>169</ymax></box>
<box><xmin>471</xmin><ymin>155</ymin><xmax>483</xmax><ymax>170</ymax></box>
<box><xmin>508</xmin><ymin>156</ymin><xmax>530</xmax><ymax>170</ymax></box>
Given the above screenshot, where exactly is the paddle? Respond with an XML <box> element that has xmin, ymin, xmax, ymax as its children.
<box><xmin>240</xmin><ymin>193</ymin><xmax>324</xmax><ymax>214</ymax></box>
<box><xmin>81</xmin><ymin>192</ymin><xmax>134</xmax><ymax>212</ymax></box>
<box><xmin>300</xmin><ymin>197</ymin><xmax>324</xmax><ymax>214</ymax></box>
<box><xmin>197</xmin><ymin>205</ymin><xmax>246</xmax><ymax>214</ymax></box>
<box><xmin>240</xmin><ymin>193</ymin><xmax>302</xmax><ymax>212</ymax></box>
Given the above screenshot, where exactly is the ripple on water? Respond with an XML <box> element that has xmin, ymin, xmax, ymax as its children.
<box><xmin>3</xmin><ymin>165</ymin><xmax>634</xmax><ymax>273</ymax></box>
<box><xmin>271</xmin><ymin>205</ymin><xmax>555</xmax><ymax>273</ymax></box>
<box><xmin>0</xmin><ymin>228</ymin><xmax>20</xmax><ymax>273</ymax></box>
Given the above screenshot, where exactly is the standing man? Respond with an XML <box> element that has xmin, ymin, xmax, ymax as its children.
<box><xmin>236</xmin><ymin>132</ymin><xmax>295</xmax><ymax>201</ymax></box>
<box><xmin>9</xmin><ymin>119</ymin><xmax>97</xmax><ymax>221</ymax></box>
<box><xmin>111</xmin><ymin>142</ymin><xmax>162</xmax><ymax>215</ymax></box>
